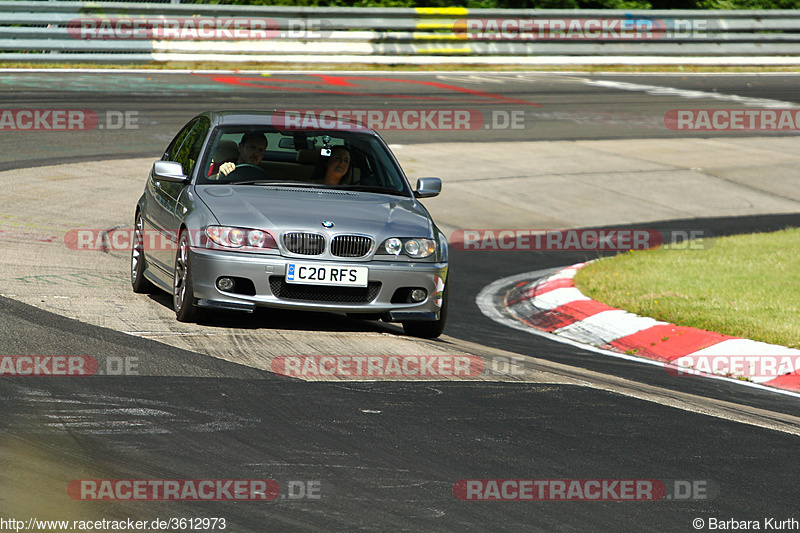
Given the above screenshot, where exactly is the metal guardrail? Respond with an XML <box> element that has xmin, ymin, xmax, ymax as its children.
<box><xmin>2</xmin><ymin>1</ymin><xmax>800</xmax><ymax>63</ymax></box>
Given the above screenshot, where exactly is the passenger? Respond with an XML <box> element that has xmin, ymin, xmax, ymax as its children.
<box><xmin>311</xmin><ymin>146</ymin><xmax>351</xmax><ymax>185</ymax></box>
<box><xmin>208</xmin><ymin>133</ymin><xmax>268</xmax><ymax>179</ymax></box>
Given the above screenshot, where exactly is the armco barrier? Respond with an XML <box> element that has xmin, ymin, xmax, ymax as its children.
<box><xmin>2</xmin><ymin>2</ymin><xmax>800</xmax><ymax>64</ymax></box>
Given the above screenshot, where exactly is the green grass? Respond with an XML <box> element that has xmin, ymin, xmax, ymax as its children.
<box><xmin>573</xmin><ymin>227</ymin><xmax>800</xmax><ymax>349</ymax></box>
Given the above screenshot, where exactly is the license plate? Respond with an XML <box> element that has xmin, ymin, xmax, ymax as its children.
<box><xmin>286</xmin><ymin>262</ymin><xmax>368</xmax><ymax>287</ymax></box>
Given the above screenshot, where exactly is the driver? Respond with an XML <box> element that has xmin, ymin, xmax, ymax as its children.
<box><xmin>208</xmin><ymin>132</ymin><xmax>268</xmax><ymax>179</ymax></box>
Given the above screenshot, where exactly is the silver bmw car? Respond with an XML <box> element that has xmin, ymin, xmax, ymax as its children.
<box><xmin>131</xmin><ymin>111</ymin><xmax>448</xmax><ymax>338</ymax></box>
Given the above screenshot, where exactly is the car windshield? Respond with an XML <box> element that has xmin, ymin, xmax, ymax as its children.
<box><xmin>197</xmin><ymin>125</ymin><xmax>410</xmax><ymax>196</ymax></box>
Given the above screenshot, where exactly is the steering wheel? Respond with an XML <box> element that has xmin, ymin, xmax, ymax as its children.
<box><xmin>226</xmin><ymin>163</ymin><xmax>268</xmax><ymax>181</ymax></box>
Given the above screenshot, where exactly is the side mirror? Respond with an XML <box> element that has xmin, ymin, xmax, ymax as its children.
<box><xmin>152</xmin><ymin>161</ymin><xmax>188</xmax><ymax>183</ymax></box>
<box><xmin>414</xmin><ymin>177</ymin><xmax>442</xmax><ymax>198</ymax></box>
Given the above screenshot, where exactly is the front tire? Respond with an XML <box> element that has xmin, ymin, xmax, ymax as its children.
<box><xmin>173</xmin><ymin>231</ymin><xmax>203</xmax><ymax>323</ymax></box>
<box><xmin>131</xmin><ymin>211</ymin><xmax>157</xmax><ymax>294</ymax></box>
<box><xmin>402</xmin><ymin>282</ymin><xmax>448</xmax><ymax>339</ymax></box>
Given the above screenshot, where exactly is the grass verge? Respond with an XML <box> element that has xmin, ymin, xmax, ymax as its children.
<box><xmin>573</xmin><ymin>227</ymin><xmax>800</xmax><ymax>349</ymax></box>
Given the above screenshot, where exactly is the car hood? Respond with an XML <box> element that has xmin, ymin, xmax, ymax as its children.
<box><xmin>195</xmin><ymin>185</ymin><xmax>434</xmax><ymax>238</ymax></box>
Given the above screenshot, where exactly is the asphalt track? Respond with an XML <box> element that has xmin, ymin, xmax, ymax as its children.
<box><xmin>1</xmin><ymin>71</ymin><xmax>800</xmax><ymax>532</ymax></box>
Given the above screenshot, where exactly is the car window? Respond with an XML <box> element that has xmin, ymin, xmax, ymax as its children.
<box><xmin>163</xmin><ymin>119</ymin><xmax>196</xmax><ymax>162</ymax></box>
<box><xmin>198</xmin><ymin>126</ymin><xmax>410</xmax><ymax>195</ymax></box>
<box><xmin>173</xmin><ymin>117</ymin><xmax>210</xmax><ymax>179</ymax></box>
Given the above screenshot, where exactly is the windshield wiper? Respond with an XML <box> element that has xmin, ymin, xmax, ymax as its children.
<box><xmin>233</xmin><ymin>180</ymin><xmax>325</xmax><ymax>188</ymax></box>
<box><xmin>339</xmin><ymin>185</ymin><xmax>409</xmax><ymax>196</ymax></box>
<box><xmin>229</xmin><ymin>180</ymin><xmax>274</xmax><ymax>186</ymax></box>
<box><xmin>230</xmin><ymin>181</ymin><xmax>408</xmax><ymax>196</ymax></box>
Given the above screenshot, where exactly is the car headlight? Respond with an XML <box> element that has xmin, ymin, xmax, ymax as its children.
<box><xmin>206</xmin><ymin>226</ymin><xmax>276</xmax><ymax>250</ymax></box>
<box><xmin>379</xmin><ymin>237</ymin><xmax>436</xmax><ymax>258</ymax></box>
<box><xmin>384</xmin><ymin>238</ymin><xmax>403</xmax><ymax>255</ymax></box>
<box><xmin>248</xmin><ymin>230</ymin><xmax>267</xmax><ymax>248</ymax></box>
<box><xmin>229</xmin><ymin>228</ymin><xmax>245</xmax><ymax>247</ymax></box>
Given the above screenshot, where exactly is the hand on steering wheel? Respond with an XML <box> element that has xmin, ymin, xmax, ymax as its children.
<box><xmin>225</xmin><ymin>163</ymin><xmax>268</xmax><ymax>180</ymax></box>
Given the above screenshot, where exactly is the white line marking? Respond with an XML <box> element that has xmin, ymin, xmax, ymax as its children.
<box><xmin>577</xmin><ymin>78</ymin><xmax>799</xmax><ymax>109</ymax></box>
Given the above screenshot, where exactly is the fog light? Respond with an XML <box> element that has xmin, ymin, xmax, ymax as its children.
<box><xmin>410</xmin><ymin>288</ymin><xmax>427</xmax><ymax>303</ymax></box>
<box><xmin>217</xmin><ymin>277</ymin><xmax>235</xmax><ymax>291</ymax></box>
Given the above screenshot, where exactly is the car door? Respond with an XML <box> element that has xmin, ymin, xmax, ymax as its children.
<box><xmin>145</xmin><ymin>117</ymin><xmax>210</xmax><ymax>272</ymax></box>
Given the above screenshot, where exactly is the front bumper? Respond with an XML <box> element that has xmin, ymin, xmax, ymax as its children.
<box><xmin>189</xmin><ymin>247</ymin><xmax>448</xmax><ymax>321</ymax></box>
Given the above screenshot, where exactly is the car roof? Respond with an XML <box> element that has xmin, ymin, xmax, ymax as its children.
<box><xmin>199</xmin><ymin>110</ymin><xmax>378</xmax><ymax>135</ymax></box>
